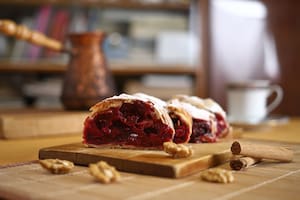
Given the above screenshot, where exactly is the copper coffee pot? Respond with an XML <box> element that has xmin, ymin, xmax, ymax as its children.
<box><xmin>0</xmin><ymin>19</ymin><xmax>116</xmax><ymax>110</ymax></box>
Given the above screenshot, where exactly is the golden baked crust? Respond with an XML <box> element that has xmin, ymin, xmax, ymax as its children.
<box><xmin>173</xmin><ymin>94</ymin><xmax>226</xmax><ymax>118</ymax></box>
<box><xmin>172</xmin><ymin>94</ymin><xmax>230</xmax><ymax>138</ymax></box>
<box><xmin>133</xmin><ymin>93</ymin><xmax>174</xmax><ymax>130</ymax></box>
<box><xmin>90</xmin><ymin>93</ymin><xmax>174</xmax><ymax>130</ymax></box>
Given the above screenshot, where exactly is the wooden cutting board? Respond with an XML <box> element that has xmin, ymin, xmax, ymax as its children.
<box><xmin>39</xmin><ymin>142</ymin><xmax>232</xmax><ymax>178</ymax></box>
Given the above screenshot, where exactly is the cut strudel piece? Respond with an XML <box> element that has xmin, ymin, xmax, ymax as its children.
<box><xmin>173</xmin><ymin>95</ymin><xmax>230</xmax><ymax>138</ymax></box>
<box><xmin>166</xmin><ymin>99</ymin><xmax>193</xmax><ymax>143</ymax></box>
<box><xmin>83</xmin><ymin>93</ymin><xmax>175</xmax><ymax>148</ymax></box>
<box><xmin>173</xmin><ymin>100</ymin><xmax>218</xmax><ymax>143</ymax></box>
<box><xmin>134</xmin><ymin>93</ymin><xmax>192</xmax><ymax>144</ymax></box>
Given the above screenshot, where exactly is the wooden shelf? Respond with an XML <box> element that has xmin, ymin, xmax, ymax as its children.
<box><xmin>111</xmin><ymin>62</ymin><xmax>196</xmax><ymax>75</ymax></box>
<box><xmin>0</xmin><ymin>60</ymin><xmax>196</xmax><ymax>76</ymax></box>
<box><xmin>0</xmin><ymin>61</ymin><xmax>65</xmax><ymax>74</ymax></box>
<box><xmin>0</xmin><ymin>0</ymin><xmax>189</xmax><ymax>11</ymax></box>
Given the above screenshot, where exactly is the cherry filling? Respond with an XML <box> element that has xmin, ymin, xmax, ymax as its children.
<box><xmin>189</xmin><ymin>119</ymin><xmax>216</xmax><ymax>143</ymax></box>
<box><xmin>169</xmin><ymin>112</ymin><xmax>190</xmax><ymax>144</ymax></box>
<box><xmin>83</xmin><ymin>101</ymin><xmax>174</xmax><ymax>147</ymax></box>
<box><xmin>215</xmin><ymin>113</ymin><xmax>229</xmax><ymax>138</ymax></box>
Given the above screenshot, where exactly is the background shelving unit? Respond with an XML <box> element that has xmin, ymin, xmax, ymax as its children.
<box><xmin>0</xmin><ymin>0</ymin><xmax>209</xmax><ymax>108</ymax></box>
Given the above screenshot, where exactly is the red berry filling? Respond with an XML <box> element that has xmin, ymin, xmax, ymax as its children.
<box><xmin>189</xmin><ymin>119</ymin><xmax>216</xmax><ymax>143</ymax></box>
<box><xmin>83</xmin><ymin>101</ymin><xmax>174</xmax><ymax>147</ymax></box>
<box><xmin>169</xmin><ymin>112</ymin><xmax>190</xmax><ymax>144</ymax></box>
<box><xmin>215</xmin><ymin>113</ymin><xmax>229</xmax><ymax>138</ymax></box>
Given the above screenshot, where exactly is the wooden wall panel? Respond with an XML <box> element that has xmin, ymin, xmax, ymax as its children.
<box><xmin>263</xmin><ymin>0</ymin><xmax>300</xmax><ymax>115</ymax></box>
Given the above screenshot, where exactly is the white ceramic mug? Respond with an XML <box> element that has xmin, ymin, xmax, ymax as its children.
<box><xmin>227</xmin><ymin>80</ymin><xmax>283</xmax><ymax>123</ymax></box>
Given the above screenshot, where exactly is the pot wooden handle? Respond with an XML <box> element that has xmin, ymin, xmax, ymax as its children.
<box><xmin>0</xmin><ymin>19</ymin><xmax>64</xmax><ymax>52</ymax></box>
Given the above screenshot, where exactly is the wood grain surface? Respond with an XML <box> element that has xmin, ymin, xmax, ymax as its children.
<box><xmin>0</xmin><ymin>140</ymin><xmax>299</xmax><ymax>200</ymax></box>
<box><xmin>39</xmin><ymin>142</ymin><xmax>232</xmax><ymax>178</ymax></box>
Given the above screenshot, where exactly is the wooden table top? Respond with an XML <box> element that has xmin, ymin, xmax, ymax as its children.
<box><xmin>0</xmin><ymin>112</ymin><xmax>299</xmax><ymax>200</ymax></box>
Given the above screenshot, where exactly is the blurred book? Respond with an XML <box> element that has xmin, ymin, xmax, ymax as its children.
<box><xmin>87</xmin><ymin>7</ymin><xmax>101</xmax><ymax>31</ymax></box>
<box><xmin>27</xmin><ymin>5</ymin><xmax>53</xmax><ymax>60</ymax></box>
<box><xmin>10</xmin><ymin>17</ymin><xmax>34</xmax><ymax>60</ymax></box>
<box><xmin>68</xmin><ymin>8</ymin><xmax>88</xmax><ymax>33</ymax></box>
<box><xmin>43</xmin><ymin>8</ymin><xmax>70</xmax><ymax>60</ymax></box>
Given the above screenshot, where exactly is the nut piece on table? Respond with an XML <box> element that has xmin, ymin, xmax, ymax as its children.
<box><xmin>39</xmin><ymin>159</ymin><xmax>74</xmax><ymax>174</ymax></box>
<box><xmin>201</xmin><ymin>168</ymin><xmax>234</xmax><ymax>184</ymax></box>
<box><xmin>163</xmin><ymin>142</ymin><xmax>193</xmax><ymax>158</ymax></box>
<box><xmin>89</xmin><ymin>161</ymin><xmax>121</xmax><ymax>184</ymax></box>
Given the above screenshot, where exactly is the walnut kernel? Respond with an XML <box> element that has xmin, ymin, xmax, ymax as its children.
<box><xmin>89</xmin><ymin>161</ymin><xmax>121</xmax><ymax>184</ymax></box>
<box><xmin>39</xmin><ymin>159</ymin><xmax>74</xmax><ymax>174</ymax></box>
<box><xmin>163</xmin><ymin>142</ymin><xmax>193</xmax><ymax>158</ymax></box>
<box><xmin>201</xmin><ymin>168</ymin><xmax>234</xmax><ymax>183</ymax></box>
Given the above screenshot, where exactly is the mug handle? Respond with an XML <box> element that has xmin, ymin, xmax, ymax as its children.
<box><xmin>267</xmin><ymin>85</ymin><xmax>283</xmax><ymax>113</ymax></box>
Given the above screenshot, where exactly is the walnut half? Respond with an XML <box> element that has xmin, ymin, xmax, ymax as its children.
<box><xmin>163</xmin><ymin>142</ymin><xmax>193</xmax><ymax>158</ymax></box>
<box><xmin>201</xmin><ymin>168</ymin><xmax>234</xmax><ymax>184</ymax></box>
<box><xmin>39</xmin><ymin>159</ymin><xmax>74</xmax><ymax>174</ymax></box>
<box><xmin>89</xmin><ymin>161</ymin><xmax>121</xmax><ymax>184</ymax></box>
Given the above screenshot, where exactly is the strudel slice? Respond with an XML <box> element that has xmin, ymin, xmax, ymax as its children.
<box><xmin>166</xmin><ymin>99</ymin><xmax>193</xmax><ymax>143</ymax></box>
<box><xmin>83</xmin><ymin>94</ymin><xmax>175</xmax><ymax>148</ymax></box>
<box><xmin>135</xmin><ymin>93</ymin><xmax>192</xmax><ymax>144</ymax></box>
<box><xmin>173</xmin><ymin>95</ymin><xmax>230</xmax><ymax>138</ymax></box>
<box><xmin>171</xmin><ymin>100</ymin><xmax>218</xmax><ymax>143</ymax></box>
